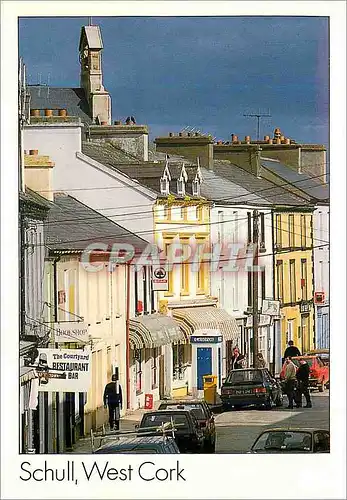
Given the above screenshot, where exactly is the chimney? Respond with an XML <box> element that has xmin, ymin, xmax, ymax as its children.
<box><xmin>44</xmin><ymin>109</ymin><xmax>53</xmax><ymax>117</ymax></box>
<box><xmin>24</xmin><ymin>151</ymin><xmax>55</xmax><ymax>201</ymax></box>
<box><xmin>58</xmin><ymin>109</ymin><xmax>67</xmax><ymax>117</ymax></box>
<box><xmin>274</xmin><ymin>127</ymin><xmax>281</xmax><ymax>139</ymax></box>
<box><xmin>30</xmin><ymin>109</ymin><xmax>40</xmax><ymax>117</ymax></box>
<box><xmin>29</xmin><ymin>149</ymin><xmax>38</xmax><ymax>155</ymax></box>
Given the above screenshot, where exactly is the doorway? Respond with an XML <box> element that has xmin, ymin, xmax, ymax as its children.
<box><xmin>197</xmin><ymin>347</ymin><xmax>212</xmax><ymax>390</ymax></box>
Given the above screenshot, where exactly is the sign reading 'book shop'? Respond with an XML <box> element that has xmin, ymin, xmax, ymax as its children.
<box><xmin>53</xmin><ymin>322</ymin><xmax>89</xmax><ymax>343</ymax></box>
<box><xmin>33</xmin><ymin>348</ymin><xmax>92</xmax><ymax>392</ymax></box>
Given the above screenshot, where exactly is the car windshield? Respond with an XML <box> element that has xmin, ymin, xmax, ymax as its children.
<box><xmin>252</xmin><ymin>431</ymin><xmax>312</xmax><ymax>452</ymax></box>
<box><xmin>225</xmin><ymin>370</ymin><xmax>263</xmax><ymax>385</ymax></box>
<box><xmin>141</xmin><ymin>413</ymin><xmax>189</xmax><ymax>430</ymax></box>
<box><xmin>292</xmin><ymin>359</ymin><xmax>314</xmax><ymax>367</ymax></box>
<box><xmin>160</xmin><ymin>404</ymin><xmax>205</xmax><ymax>420</ymax></box>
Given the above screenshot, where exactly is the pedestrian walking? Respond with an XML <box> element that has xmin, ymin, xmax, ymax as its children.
<box><xmin>283</xmin><ymin>340</ymin><xmax>301</xmax><ymax>359</ymax></box>
<box><xmin>283</xmin><ymin>357</ymin><xmax>297</xmax><ymax>409</ymax></box>
<box><xmin>103</xmin><ymin>373</ymin><xmax>123</xmax><ymax>430</ymax></box>
<box><xmin>295</xmin><ymin>359</ymin><xmax>312</xmax><ymax>408</ymax></box>
<box><xmin>256</xmin><ymin>352</ymin><xmax>266</xmax><ymax>368</ymax></box>
<box><xmin>230</xmin><ymin>347</ymin><xmax>246</xmax><ymax>370</ymax></box>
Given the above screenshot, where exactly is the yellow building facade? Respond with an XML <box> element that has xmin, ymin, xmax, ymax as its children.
<box><xmin>274</xmin><ymin>209</ymin><xmax>315</xmax><ymax>356</ymax></box>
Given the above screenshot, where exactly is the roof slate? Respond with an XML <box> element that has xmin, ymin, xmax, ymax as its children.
<box><xmin>45</xmin><ymin>193</ymin><xmax>148</xmax><ymax>252</ymax></box>
<box><xmin>28</xmin><ymin>86</ymin><xmax>92</xmax><ymax>125</ymax></box>
<box><xmin>82</xmin><ymin>141</ymin><xmax>141</xmax><ymax>165</ymax></box>
<box><xmin>213</xmin><ymin>160</ymin><xmax>308</xmax><ymax>206</ymax></box>
<box><xmin>261</xmin><ymin>159</ymin><xmax>329</xmax><ymax>202</ymax></box>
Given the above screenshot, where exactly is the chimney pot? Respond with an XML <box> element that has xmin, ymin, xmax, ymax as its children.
<box><xmin>58</xmin><ymin>109</ymin><xmax>67</xmax><ymax>117</ymax></box>
<box><xmin>276</xmin><ymin>138</ymin><xmax>281</xmax><ymax>144</ymax></box>
<box><xmin>169</xmin><ymin>132</ymin><xmax>173</xmax><ymax>137</ymax></box>
<box><xmin>245</xmin><ymin>135</ymin><xmax>251</xmax><ymax>144</ymax></box>
<box><xmin>29</xmin><ymin>149</ymin><xmax>38</xmax><ymax>155</ymax></box>
<box><xmin>268</xmin><ymin>138</ymin><xmax>273</xmax><ymax>144</ymax></box>
<box><xmin>101</xmin><ymin>121</ymin><xmax>108</xmax><ymax>126</ymax></box>
<box><xmin>264</xmin><ymin>135</ymin><xmax>270</xmax><ymax>142</ymax></box>
<box><xmin>231</xmin><ymin>134</ymin><xmax>238</xmax><ymax>143</ymax></box>
<box><xmin>195</xmin><ymin>132</ymin><xmax>199</xmax><ymax>137</ymax></box>
<box><xmin>30</xmin><ymin>109</ymin><xmax>40</xmax><ymax>117</ymax></box>
<box><xmin>114</xmin><ymin>120</ymin><xmax>121</xmax><ymax>125</ymax></box>
<box><xmin>285</xmin><ymin>138</ymin><xmax>291</xmax><ymax>145</ymax></box>
<box><xmin>179</xmin><ymin>132</ymin><xmax>182</xmax><ymax>137</ymax></box>
<box><xmin>187</xmin><ymin>132</ymin><xmax>191</xmax><ymax>137</ymax></box>
<box><xmin>44</xmin><ymin>109</ymin><xmax>53</xmax><ymax>117</ymax></box>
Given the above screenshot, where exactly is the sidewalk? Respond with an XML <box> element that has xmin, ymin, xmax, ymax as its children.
<box><xmin>68</xmin><ymin>400</ymin><xmax>164</xmax><ymax>454</ymax></box>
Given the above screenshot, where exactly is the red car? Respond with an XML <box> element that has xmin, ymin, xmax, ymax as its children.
<box><xmin>280</xmin><ymin>356</ymin><xmax>329</xmax><ymax>392</ymax></box>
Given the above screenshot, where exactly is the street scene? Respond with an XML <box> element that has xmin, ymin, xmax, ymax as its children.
<box><xmin>17</xmin><ymin>16</ymin><xmax>330</xmax><ymax>455</ymax></box>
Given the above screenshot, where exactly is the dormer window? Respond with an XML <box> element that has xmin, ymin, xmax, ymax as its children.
<box><xmin>160</xmin><ymin>160</ymin><xmax>171</xmax><ymax>195</ymax></box>
<box><xmin>192</xmin><ymin>179</ymin><xmax>200</xmax><ymax>196</ymax></box>
<box><xmin>177</xmin><ymin>178</ymin><xmax>185</xmax><ymax>196</ymax></box>
<box><xmin>177</xmin><ymin>163</ymin><xmax>188</xmax><ymax>197</ymax></box>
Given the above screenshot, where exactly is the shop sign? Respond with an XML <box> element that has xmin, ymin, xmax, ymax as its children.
<box><xmin>191</xmin><ymin>329</ymin><xmax>222</xmax><ymax>344</ymax></box>
<box><xmin>300</xmin><ymin>302</ymin><xmax>311</xmax><ymax>314</ymax></box>
<box><xmin>53</xmin><ymin>322</ymin><xmax>89</xmax><ymax>343</ymax></box>
<box><xmin>32</xmin><ymin>348</ymin><xmax>92</xmax><ymax>392</ymax></box>
<box><xmin>246</xmin><ymin>314</ymin><xmax>271</xmax><ymax>328</ymax></box>
<box><xmin>262</xmin><ymin>299</ymin><xmax>280</xmax><ymax>316</ymax></box>
<box><xmin>152</xmin><ymin>265</ymin><xmax>168</xmax><ymax>291</ymax></box>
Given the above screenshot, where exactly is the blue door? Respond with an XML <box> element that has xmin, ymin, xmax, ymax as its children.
<box><xmin>197</xmin><ymin>347</ymin><xmax>212</xmax><ymax>390</ymax></box>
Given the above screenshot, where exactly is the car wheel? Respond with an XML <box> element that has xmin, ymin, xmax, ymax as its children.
<box><xmin>275</xmin><ymin>393</ymin><xmax>283</xmax><ymax>407</ymax></box>
<box><xmin>265</xmin><ymin>396</ymin><xmax>274</xmax><ymax>410</ymax></box>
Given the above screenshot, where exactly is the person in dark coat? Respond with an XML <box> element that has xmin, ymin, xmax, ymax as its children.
<box><xmin>283</xmin><ymin>340</ymin><xmax>301</xmax><ymax>360</ymax></box>
<box><xmin>230</xmin><ymin>347</ymin><xmax>246</xmax><ymax>370</ymax></box>
<box><xmin>295</xmin><ymin>359</ymin><xmax>312</xmax><ymax>408</ymax></box>
<box><xmin>103</xmin><ymin>374</ymin><xmax>123</xmax><ymax>430</ymax></box>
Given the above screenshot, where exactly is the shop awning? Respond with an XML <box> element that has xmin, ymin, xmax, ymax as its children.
<box><xmin>172</xmin><ymin>306</ymin><xmax>239</xmax><ymax>342</ymax></box>
<box><xmin>20</xmin><ymin>366</ymin><xmax>37</xmax><ymax>385</ymax></box>
<box><xmin>129</xmin><ymin>314</ymin><xmax>185</xmax><ymax>349</ymax></box>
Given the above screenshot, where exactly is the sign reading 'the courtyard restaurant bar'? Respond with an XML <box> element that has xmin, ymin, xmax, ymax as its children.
<box><xmin>33</xmin><ymin>348</ymin><xmax>92</xmax><ymax>392</ymax></box>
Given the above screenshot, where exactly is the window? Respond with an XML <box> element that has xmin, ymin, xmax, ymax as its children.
<box><xmin>143</xmin><ymin>267</ymin><xmax>148</xmax><ymax>313</ymax></box>
<box><xmin>171</xmin><ymin>206</ymin><xmax>183</xmax><ymax>220</ymax></box>
<box><xmin>276</xmin><ymin>260</ymin><xmax>284</xmax><ymax>302</ymax></box>
<box><xmin>152</xmin><ymin>348</ymin><xmax>158</xmax><ymax>388</ymax></box>
<box><xmin>218</xmin><ymin>211</ymin><xmax>224</xmax><ymax>243</ymax></box>
<box><xmin>247</xmin><ymin>212</ymin><xmax>252</xmax><ymax>244</ymax></box>
<box><xmin>289</xmin><ymin>259</ymin><xmax>296</xmax><ymax>303</ymax></box>
<box><xmin>275</xmin><ymin>214</ymin><xmax>282</xmax><ymax>247</ymax></box>
<box><xmin>287</xmin><ymin>320</ymin><xmax>294</xmax><ymax>342</ymax></box>
<box><xmin>160</xmin><ymin>178</ymin><xmax>169</xmax><ymax>195</ymax></box>
<box><xmin>192</xmin><ymin>179</ymin><xmax>200</xmax><ymax>196</ymax></box>
<box><xmin>261</xmin><ymin>266</ymin><xmax>266</xmax><ymax>302</ymax></box>
<box><xmin>134</xmin><ymin>269</ymin><xmax>139</xmax><ymax>315</ymax></box>
<box><xmin>301</xmin><ymin>259</ymin><xmax>308</xmax><ymax>301</ymax></box>
<box><xmin>247</xmin><ymin>267</ymin><xmax>253</xmax><ymax>307</ymax></box>
<box><xmin>163</xmin><ymin>205</ymin><xmax>170</xmax><ymax>220</ymax></box>
<box><xmin>288</xmin><ymin>214</ymin><xmax>295</xmax><ymax>247</ymax></box>
<box><xmin>300</xmin><ymin>215</ymin><xmax>307</xmax><ymax>247</ymax></box>
<box><xmin>186</xmin><ymin>206</ymin><xmax>197</xmax><ymax>220</ymax></box>
<box><xmin>164</xmin><ymin>242</ymin><xmax>174</xmax><ymax>295</ymax></box>
<box><xmin>173</xmin><ymin>344</ymin><xmax>185</xmax><ymax>380</ymax></box>
<box><xmin>180</xmin><ymin>262</ymin><xmax>189</xmax><ymax>295</ymax></box>
<box><xmin>177</xmin><ymin>179</ymin><xmax>185</xmax><ymax>196</ymax></box>
<box><xmin>135</xmin><ymin>350</ymin><xmax>142</xmax><ymax>393</ymax></box>
<box><xmin>260</xmin><ymin>213</ymin><xmax>265</xmax><ymax>249</ymax></box>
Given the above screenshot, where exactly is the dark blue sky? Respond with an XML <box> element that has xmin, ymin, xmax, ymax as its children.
<box><xmin>19</xmin><ymin>16</ymin><xmax>329</xmax><ymax>145</ymax></box>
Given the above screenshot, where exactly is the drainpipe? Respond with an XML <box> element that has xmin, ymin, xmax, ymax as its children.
<box><xmin>126</xmin><ymin>264</ymin><xmax>131</xmax><ymax>410</ymax></box>
<box><xmin>271</xmin><ymin>209</ymin><xmax>277</xmax><ymax>377</ymax></box>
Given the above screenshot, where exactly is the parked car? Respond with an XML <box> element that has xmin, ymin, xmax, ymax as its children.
<box><xmin>137</xmin><ymin>410</ymin><xmax>204</xmax><ymax>453</ymax></box>
<box><xmin>221</xmin><ymin>368</ymin><xmax>283</xmax><ymax>410</ymax></box>
<box><xmin>94</xmin><ymin>435</ymin><xmax>180</xmax><ymax>454</ymax></box>
<box><xmin>249</xmin><ymin>428</ymin><xmax>330</xmax><ymax>453</ymax></box>
<box><xmin>158</xmin><ymin>399</ymin><xmax>216</xmax><ymax>452</ymax></box>
<box><xmin>280</xmin><ymin>355</ymin><xmax>329</xmax><ymax>392</ymax></box>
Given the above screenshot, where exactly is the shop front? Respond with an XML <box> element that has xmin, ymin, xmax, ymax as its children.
<box><xmin>171</xmin><ymin>305</ymin><xmax>239</xmax><ymax>397</ymax></box>
<box><xmin>128</xmin><ymin>313</ymin><xmax>185</xmax><ymax>409</ymax></box>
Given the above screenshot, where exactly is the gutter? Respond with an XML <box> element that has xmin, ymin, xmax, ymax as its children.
<box><xmin>126</xmin><ymin>263</ymin><xmax>131</xmax><ymax>410</ymax></box>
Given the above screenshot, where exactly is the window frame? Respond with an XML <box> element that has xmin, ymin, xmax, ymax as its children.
<box><xmin>289</xmin><ymin>259</ymin><xmax>296</xmax><ymax>303</ymax></box>
<box><xmin>288</xmin><ymin>214</ymin><xmax>295</xmax><ymax>248</ymax></box>
<box><xmin>300</xmin><ymin>214</ymin><xmax>307</xmax><ymax>248</ymax></box>
<box><xmin>276</xmin><ymin>260</ymin><xmax>284</xmax><ymax>302</ymax></box>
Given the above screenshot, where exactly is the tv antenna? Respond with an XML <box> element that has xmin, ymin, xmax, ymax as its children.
<box><xmin>243</xmin><ymin>110</ymin><xmax>271</xmax><ymax>141</ymax></box>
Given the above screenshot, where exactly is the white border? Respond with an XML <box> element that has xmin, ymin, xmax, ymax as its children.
<box><xmin>1</xmin><ymin>2</ymin><xmax>346</xmax><ymax>499</ymax></box>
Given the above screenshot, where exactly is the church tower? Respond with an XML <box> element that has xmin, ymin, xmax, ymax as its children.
<box><xmin>79</xmin><ymin>25</ymin><xmax>111</xmax><ymax>124</ymax></box>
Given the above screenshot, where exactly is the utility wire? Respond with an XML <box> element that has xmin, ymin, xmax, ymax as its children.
<box><xmin>41</xmin><ymin>171</ymin><xmax>329</xmax><ymax>226</ymax></box>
